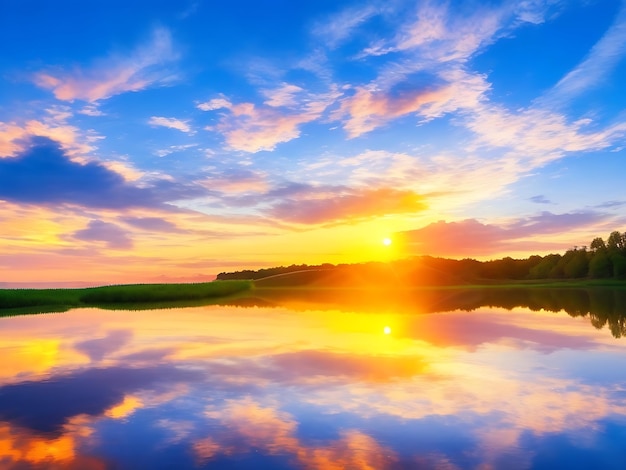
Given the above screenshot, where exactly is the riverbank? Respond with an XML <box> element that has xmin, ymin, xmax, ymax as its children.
<box><xmin>0</xmin><ymin>280</ymin><xmax>252</xmax><ymax>312</ymax></box>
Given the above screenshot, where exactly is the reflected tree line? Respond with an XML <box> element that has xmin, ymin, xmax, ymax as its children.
<box><xmin>449</xmin><ymin>288</ymin><xmax>626</xmax><ymax>339</ymax></box>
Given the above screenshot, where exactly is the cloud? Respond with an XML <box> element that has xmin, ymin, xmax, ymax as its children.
<box><xmin>595</xmin><ymin>200</ymin><xmax>626</xmax><ymax>209</ymax></box>
<box><xmin>540</xmin><ymin>3</ymin><xmax>626</xmax><ymax>108</ymax></box>
<box><xmin>332</xmin><ymin>85</ymin><xmax>444</xmax><ymax>138</ymax></box>
<box><xmin>33</xmin><ymin>27</ymin><xmax>179</xmax><ymax>102</ymax></box>
<box><xmin>466</xmin><ymin>104</ymin><xmax>623</xmax><ymax>164</ymax></box>
<box><xmin>261</xmin><ymin>83</ymin><xmax>304</xmax><ymax>107</ymax></box>
<box><xmin>402</xmin><ymin>312</ymin><xmax>597</xmax><ymax>353</ymax></box>
<box><xmin>75</xmin><ymin>330</ymin><xmax>134</xmax><ymax>362</ymax></box>
<box><xmin>148</xmin><ymin>116</ymin><xmax>193</xmax><ymax>134</ymax></box>
<box><xmin>509</xmin><ymin>211</ymin><xmax>610</xmax><ymax>237</ymax></box>
<box><xmin>154</xmin><ymin>143</ymin><xmax>198</xmax><ymax>157</ymax></box>
<box><xmin>362</xmin><ymin>1</ymin><xmax>551</xmax><ymax>61</ymax></box>
<box><xmin>530</xmin><ymin>195</ymin><xmax>552</xmax><ymax>204</ymax></box>
<box><xmin>268</xmin><ymin>187</ymin><xmax>427</xmax><ymax>225</ymax></box>
<box><xmin>399</xmin><ymin>211</ymin><xmax>612</xmax><ymax>256</ymax></box>
<box><xmin>72</xmin><ymin>220</ymin><xmax>133</xmax><ymax>249</ymax></box>
<box><xmin>203</xmin><ymin>169</ymin><xmax>269</xmax><ymax>194</ymax></box>
<box><xmin>0</xmin><ymin>365</ymin><xmax>198</xmax><ymax>435</ymax></box>
<box><xmin>120</xmin><ymin>216</ymin><xmax>183</xmax><ymax>233</ymax></box>
<box><xmin>201</xmin><ymin>86</ymin><xmax>339</xmax><ymax>152</ymax></box>
<box><xmin>196</xmin><ymin>97</ymin><xmax>232</xmax><ymax>111</ymax></box>
<box><xmin>0</xmin><ymin>137</ymin><xmax>204</xmax><ymax>209</ymax></box>
<box><xmin>215</xmin><ymin>104</ymin><xmax>319</xmax><ymax>152</ymax></box>
<box><xmin>0</xmin><ymin>107</ymin><xmax>101</xmax><ymax>157</ymax></box>
<box><xmin>78</xmin><ymin>104</ymin><xmax>105</xmax><ymax>116</ymax></box>
<box><xmin>268</xmin><ymin>350</ymin><xmax>427</xmax><ymax>383</ymax></box>
<box><xmin>197</xmin><ymin>398</ymin><xmax>394</xmax><ymax>469</ymax></box>
<box><xmin>312</xmin><ymin>4</ymin><xmax>379</xmax><ymax>49</ymax></box>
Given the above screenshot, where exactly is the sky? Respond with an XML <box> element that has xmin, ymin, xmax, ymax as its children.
<box><xmin>1</xmin><ymin>0</ymin><xmax>625</xmax><ymax>285</ymax></box>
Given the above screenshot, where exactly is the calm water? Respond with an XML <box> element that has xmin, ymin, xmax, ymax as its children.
<box><xmin>1</xmin><ymin>289</ymin><xmax>626</xmax><ymax>469</ymax></box>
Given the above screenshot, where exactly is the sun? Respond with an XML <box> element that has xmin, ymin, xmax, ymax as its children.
<box><xmin>383</xmin><ymin>326</ymin><xmax>391</xmax><ymax>335</ymax></box>
<box><xmin>382</xmin><ymin>237</ymin><xmax>392</xmax><ymax>246</ymax></box>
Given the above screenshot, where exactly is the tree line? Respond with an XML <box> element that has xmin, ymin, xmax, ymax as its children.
<box><xmin>216</xmin><ymin>230</ymin><xmax>626</xmax><ymax>282</ymax></box>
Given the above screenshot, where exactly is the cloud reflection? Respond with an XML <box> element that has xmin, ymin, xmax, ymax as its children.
<box><xmin>0</xmin><ymin>294</ymin><xmax>625</xmax><ymax>468</ymax></box>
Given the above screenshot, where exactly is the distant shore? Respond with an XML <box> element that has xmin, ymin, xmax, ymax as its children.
<box><xmin>2</xmin><ymin>276</ymin><xmax>625</xmax><ymax>316</ymax></box>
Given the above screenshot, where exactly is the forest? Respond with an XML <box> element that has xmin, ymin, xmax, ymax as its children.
<box><xmin>217</xmin><ymin>230</ymin><xmax>626</xmax><ymax>282</ymax></box>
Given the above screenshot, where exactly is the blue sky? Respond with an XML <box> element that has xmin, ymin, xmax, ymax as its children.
<box><xmin>0</xmin><ymin>0</ymin><xmax>625</xmax><ymax>284</ymax></box>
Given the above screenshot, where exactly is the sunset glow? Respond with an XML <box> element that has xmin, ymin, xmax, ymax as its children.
<box><xmin>0</xmin><ymin>1</ymin><xmax>625</xmax><ymax>285</ymax></box>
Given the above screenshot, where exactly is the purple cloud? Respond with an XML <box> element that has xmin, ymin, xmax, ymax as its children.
<box><xmin>73</xmin><ymin>220</ymin><xmax>133</xmax><ymax>249</ymax></box>
<box><xmin>0</xmin><ymin>137</ymin><xmax>205</xmax><ymax>209</ymax></box>
<box><xmin>400</xmin><ymin>211</ymin><xmax>610</xmax><ymax>256</ymax></box>
<box><xmin>529</xmin><ymin>195</ymin><xmax>552</xmax><ymax>204</ymax></box>
<box><xmin>120</xmin><ymin>217</ymin><xmax>183</xmax><ymax>233</ymax></box>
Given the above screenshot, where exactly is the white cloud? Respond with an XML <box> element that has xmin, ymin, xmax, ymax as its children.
<box><xmin>148</xmin><ymin>116</ymin><xmax>194</xmax><ymax>134</ymax></box>
<box><xmin>197</xmin><ymin>97</ymin><xmax>232</xmax><ymax>111</ymax></box>
<box><xmin>78</xmin><ymin>104</ymin><xmax>105</xmax><ymax>116</ymax></box>
<box><xmin>155</xmin><ymin>143</ymin><xmax>198</xmax><ymax>158</ymax></box>
<box><xmin>312</xmin><ymin>4</ymin><xmax>379</xmax><ymax>49</ymax></box>
<box><xmin>539</xmin><ymin>3</ymin><xmax>626</xmax><ymax>108</ymax></box>
<box><xmin>262</xmin><ymin>83</ymin><xmax>304</xmax><ymax>107</ymax></box>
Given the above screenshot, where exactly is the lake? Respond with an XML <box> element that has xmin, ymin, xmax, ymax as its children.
<box><xmin>1</xmin><ymin>288</ymin><xmax>626</xmax><ymax>469</ymax></box>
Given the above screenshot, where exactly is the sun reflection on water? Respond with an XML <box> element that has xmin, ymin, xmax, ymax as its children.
<box><xmin>0</xmin><ymin>289</ymin><xmax>625</xmax><ymax>469</ymax></box>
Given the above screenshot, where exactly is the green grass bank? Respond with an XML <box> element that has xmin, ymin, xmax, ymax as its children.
<box><xmin>0</xmin><ymin>280</ymin><xmax>253</xmax><ymax>312</ymax></box>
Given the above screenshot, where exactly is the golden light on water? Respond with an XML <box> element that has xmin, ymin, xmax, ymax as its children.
<box><xmin>384</xmin><ymin>326</ymin><xmax>391</xmax><ymax>335</ymax></box>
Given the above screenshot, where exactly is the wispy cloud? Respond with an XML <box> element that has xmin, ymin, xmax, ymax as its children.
<box><xmin>261</xmin><ymin>83</ymin><xmax>304</xmax><ymax>107</ymax></box>
<box><xmin>196</xmin><ymin>97</ymin><xmax>232</xmax><ymax>111</ymax></box>
<box><xmin>78</xmin><ymin>104</ymin><xmax>105</xmax><ymax>117</ymax></box>
<box><xmin>362</xmin><ymin>1</ymin><xmax>552</xmax><ymax>61</ymax></box>
<box><xmin>530</xmin><ymin>195</ymin><xmax>552</xmax><ymax>205</ymax></box>
<box><xmin>201</xmin><ymin>85</ymin><xmax>340</xmax><ymax>152</ymax></box>
<box><xmin>154</xmin><ymin>143</ymin><xmax>198</xmax><ymax>158</ymax></box>
<box><xmin>540</xmin><ymin>3</ymin><xmax>626</xmax><ymax>108</ymax></box>
<box><xmin>312</xmin><ymin>4</ymin><xmax>379</xmax><ymax>49</ymax></box>
<box><xmin>203</xmin><ymin>169</ymin><xmax>269</xmax><ymax>195</ymax></box>
<box><xmin>33</xmin><ymin>27</ymin><xmax>179</xmax><ymax>102</ymax></box>
<box><xmin>148</xmin><ymin>116</ymin><xmax>194</xmax><ymax>134</ymax></box>
<box><xmin>332</xmin><ymin>70</ymin><xmax>488</xmax><ymax>138</ymax></box>
<box><xmin>466</xmin><ymin>103</ymin><xmax>626</xmax><ymax>166</ymax></box>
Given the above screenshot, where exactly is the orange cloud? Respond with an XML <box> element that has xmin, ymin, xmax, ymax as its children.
<box><xmin>104</xmin><ymin>395</ymin><xmax>143</xmax><ymax>419</ymax></box>
<box><xmin>0</xmin><ymin>421</ymin><xmax>104</xmax><ymax>470</ymax></box>
<box><xmin>268</xmin><ymin>187</ymin><xmax>427</xmax><ymax>225</ymax></box>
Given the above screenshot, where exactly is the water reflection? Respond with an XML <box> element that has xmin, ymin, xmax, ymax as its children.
<box><xmin>1</xmin><ymin>289</ymin><xmax>625</xmax><ymax>469</ymax></box>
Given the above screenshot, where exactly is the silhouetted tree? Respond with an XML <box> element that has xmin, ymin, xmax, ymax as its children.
<box><xmin>590</xmin><ymin>237</ymin><xmax>607</xmax><ymax>252</ymax></box>
<box><xmin>528</xmin><ymin>254</ymin><xmax>561</xmax><ymax>279</ymax></box>
<box><xmin>607</xmin><ymin>231</ymin><xmax>626</xmax><ymax>254</ymax></box>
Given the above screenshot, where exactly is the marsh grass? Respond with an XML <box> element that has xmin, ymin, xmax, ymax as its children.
<box><xmin>0</xmin><ymin>280</ymin><xmax>252</xmax><ymax>313</ymax></box>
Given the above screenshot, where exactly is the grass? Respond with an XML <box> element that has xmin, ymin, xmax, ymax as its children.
<box><xmin>0</xmin><ymin>280</ymin><xmax>253</xmax><ymax>312</ymax></box>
